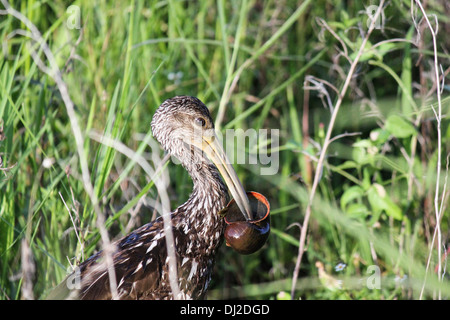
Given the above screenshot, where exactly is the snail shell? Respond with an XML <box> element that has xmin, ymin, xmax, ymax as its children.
<box><xmin>223</xmin><ymin>191</ymin><xmax>270</xmax><ymax>255</ymax></box>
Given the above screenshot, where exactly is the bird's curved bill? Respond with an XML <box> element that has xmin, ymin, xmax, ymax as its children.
<box><xmin>196</xmin><ymin>130</ymin><xmax>252</xmax><ymax>221</ymax></box>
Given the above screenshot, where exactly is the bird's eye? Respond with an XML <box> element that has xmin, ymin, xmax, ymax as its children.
<box><xmin>194</xmin><ymin>117</ymin><xmax>206</xmax><ymax>127</ymax></box>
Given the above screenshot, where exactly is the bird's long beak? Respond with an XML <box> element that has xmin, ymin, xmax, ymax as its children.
<box><xmin>198</xmin><ymin>130</ymin><xmax>252</xmax><ymax>221</ymax></box>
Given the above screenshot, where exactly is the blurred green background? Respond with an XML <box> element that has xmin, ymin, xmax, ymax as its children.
<box><xmin>0</xmin><ymin>0</ymin><xmax>449</xmax><ymax>299</ymax></box>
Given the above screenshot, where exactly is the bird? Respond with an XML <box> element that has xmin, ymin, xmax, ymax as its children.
<box><xmin>47</xmin><ymin>96</ymin><xmax>252</xmax><ymax>300</ymax></box>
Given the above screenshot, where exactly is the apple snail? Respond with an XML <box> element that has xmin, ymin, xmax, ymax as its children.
<box><xmin>222</xmin><ymin>191</ymin><xmax>270</xmax><ymax>255</ymax></box>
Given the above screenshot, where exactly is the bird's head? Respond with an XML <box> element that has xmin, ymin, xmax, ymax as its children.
<box><xmin>151</xmin><ymin>96</ymin><xmax>214</xmax><ymax>159</ymax></box>
<box><xmin>151</xmin><ymin>96</ymin><xmax>252</xmax><ymax>220</ymax></box>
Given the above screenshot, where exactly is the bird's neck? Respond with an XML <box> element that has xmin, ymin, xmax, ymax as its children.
<box><xmin>185</xmin><ymin>162</ymin><xmax>228</xmax><ymax>216</ymax></box>
<box><xmin>174</xmin><ymin>163</ymin><xmax>228</xmax><ymax>254</ymax></box>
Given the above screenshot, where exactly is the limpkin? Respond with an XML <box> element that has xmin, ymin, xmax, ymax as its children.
<box><xmin>48</xmin><ymin>96</ymin><xmax>254</xmax><ymax>300</ymax></box>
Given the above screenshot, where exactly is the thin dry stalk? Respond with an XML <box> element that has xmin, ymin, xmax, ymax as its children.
<box><xmin>20</xmin><ymin>239</ymin><xmax>35</xmax><ymax>300</ymax></box>
<box><xmin>413</xmin><ymin>0</ymin><xmax>445</xmax><ymax>300</ymax></box>
<box><xmin>0</xmin><ymin>0</ymin><xmax>119</xmax><ymax>299</ymax></box>
<box><xmin>290</xmin><ymin>0</ymin><xmax>386</xmax><ymax>298</ymax></box>
<box><xmin>88</xmin><ymin>131</ymin><xmax>182</xmax><ymax>299</ymax></box>
<box><xmin>59</xmin><ymin>192</ymin><xmax>83</xmax><ymax>257</ymax></box>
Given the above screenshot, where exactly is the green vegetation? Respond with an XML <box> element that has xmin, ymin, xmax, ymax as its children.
<box><xmin>0</xmin><ymin>0</ymin><xmax>449</xmax><ymax>300</ymax></box>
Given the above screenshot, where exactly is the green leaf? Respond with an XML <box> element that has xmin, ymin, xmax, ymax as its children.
<box><xmin>271</xmin><ymin>228</ymin><xmax>299</xmax><ymax>247</ymax></box>
<box><xmin>346</xmin><ymin>203</ymin><xmax>369</xmax><ymax>219</ymax></box>
<box><xmin>370</xmin><ymin>128</ymin><xmax>390</xmax><ymax>145</ymax></box>
<box><xmin>367</xmin><ymin>184</ymin><xmax>403</xmax><ymax>220</ymax></box>
<box><xmin>382</xmin><ymin>195</ymin><xmax>403</xmax><ymax>221</ymax></box>
<box><xmin>337</xmin><ymin>160</ymin><xmax>358</xmax><ymax>170</ymax></box>
<box><xmin>352</xmin><ymin>146</ymin><xmax>367</xmax><ymax>164</ymax></box>
<box><xmin>368</xmin><ymin>186</ymin><xmax>384</xmax><ymax>214</ymax></box>
<box><xmin>353</xmin><ymin>139</ymin><xmax>372</xmax><ymax>148</ymax></box>
<box><xmin>377</xmin><ymin>42</ymin><xmax>397</xmax><ymax>57</ymax></box>
<box><xmin>350</xmin><ymin>40</ymin><xmax>375</xmax><ymax>62</ymax></box>
<box><xmin>341</xmin><ymin>185</ymin><xmax>365</xmax><ymax>210</ymax></box>
<box><xmin>385</xmin><ymin>114</ymin><xmax>416</xmax><ymax>139</ymax></box>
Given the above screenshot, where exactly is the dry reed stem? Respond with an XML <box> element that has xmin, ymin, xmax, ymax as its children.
<box><xmin>413</xmin><ymin>0</ymin><xmax>445</xmax><ymax>300</ymax></box>
<box><xmin>88</xmin><ymin>131</ymin><xmax>181</xmax><ymax>299</ymax></box>
<box><xmin>0</xmin><ymin>0</ymin><xmax>119</xmax><ymax>299</ymax></box>
<box><xmin>290</xmin><ymin>0</ymin><xmax>386</xmax><ymax>298</ymax></box>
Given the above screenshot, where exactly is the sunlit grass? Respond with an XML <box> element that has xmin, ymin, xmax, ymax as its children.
<box><xmin>0</xmin><ymin>0</ymin><xmax>449</xmax><ymax>300</ymax></box>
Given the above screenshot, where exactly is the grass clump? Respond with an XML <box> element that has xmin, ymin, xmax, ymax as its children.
<box><xmin>0</xmin><ymin>0</ymin><xmax>449</xmax><ymax>300</ymax></box>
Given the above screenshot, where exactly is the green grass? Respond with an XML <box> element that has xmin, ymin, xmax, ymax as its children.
<box><xmin>0</xmin><ymin>0</ymin><xmax>449</xmax><ymax>300</ymax></box>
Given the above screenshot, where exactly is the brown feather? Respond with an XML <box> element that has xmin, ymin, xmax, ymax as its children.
<box><xmin>47</xmin><ymin>96</ymin><xmax>230</xmax><ymax>300</ymax></box>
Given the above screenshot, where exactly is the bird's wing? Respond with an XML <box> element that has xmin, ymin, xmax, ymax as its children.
<box><xmin>80</xmin><ymin>218</ymin><xmax>170</xmax><ymax>300</ymax></box>
<box><xmin>47</xmin><ymin>217</ymin><xmax>171</xmax><ymax>300</ymax></box>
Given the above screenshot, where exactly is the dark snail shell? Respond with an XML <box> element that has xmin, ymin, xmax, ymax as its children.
<box><xmin>223</xmin><ymin>191</ymin><xmax>270</xmax><ymax>255</ymax></box>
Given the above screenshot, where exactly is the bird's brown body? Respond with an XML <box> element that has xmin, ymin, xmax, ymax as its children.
<box><xmin>49</xmin><ymin>96</ymin><xmax>248</xmax><ymax>300</ymax></box>
<box><xmin>78</xmin><ymin>175</ymin><xmax>227</xmax><ymax>299</ymax></box>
